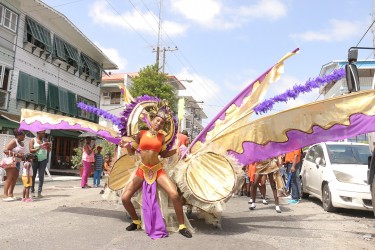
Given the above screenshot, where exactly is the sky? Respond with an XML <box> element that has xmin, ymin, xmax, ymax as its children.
<box><xmin>41</xmin><ymin>0</ymin><xmax>374</xmax><ymax>125</ymax></box>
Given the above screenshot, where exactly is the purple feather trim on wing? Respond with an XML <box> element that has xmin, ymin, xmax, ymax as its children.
<box><xmin>253</xmin><ymin>68</ymin><xmax>346</xmax><ymax>114</ymax></box>
<box><xmin>77</xmin><ymin>102</ymin><xmax>123</xmax><ymax>128</ymax></box>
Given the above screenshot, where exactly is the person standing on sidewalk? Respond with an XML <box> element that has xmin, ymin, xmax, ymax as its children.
<box><xmin>93</xmin><ymin>146</ymin><xmax>104</xmax><ymax>188</ymax></box>
<box><xmin>285</xmin><ymin>149</ymin><xmax>301</xmax><ymax>204</ymax></box>
<box><xmin>29</xmin><ymin>130</ymin><xmax>51</xmax><ymax>198</ymax></box>
<box><xmin>81</xmin><ymin>137</ymin><xmax>95</xmax><ymax>188</ymax></box>
<box><xmin>22</xmin><ymin>153</ymin><xmax>34</xmax><ymax>202</ymax></box>
<box><xmin>2</xmin><ymin>130</ymin><xmax>26</xmax><ymax>201</ymax></box>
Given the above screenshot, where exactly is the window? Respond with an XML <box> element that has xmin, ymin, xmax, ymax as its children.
<box><xmin>0</xmin><ymin>65</ymin><xmax>10</xmax><ymax>109</ymax></box>
<box><xmin>17</xmin><ymin>71</ymin><xmax>46</xmax><ymax>105</ymax></box>
<box><xmin>53</xmin><ymin>36</ymin><xmax>80</xmax><ymax>69</ymax></box>
<box><xmin>47</xmin><ymin>83</ymin><xmax>59</xmax><ymax>110</ymax></box>
<box><xmin>0</xmin><ymin>5</ymin><xmax>3</xmax><ymax>26</ymax></box>
<box><xmin>110</xmin><ymin>92</ymin><xmax>121</xmax><ymax>104</ymax></box>
<box><xmin>47</xmin><ymin>83</ymin><xmax>77</xmax><ymax>116</ymax></box>
<box><xmin>80</xmin><ymin>53</ymin><xmax>101</xmax><ymax>81</ymax></box>
<box><xmin>24</xmin><ymin>17</ymin><xmax>51</xmax><ymax>53</ymax></box>
<box><xmin>3</xmin><ymin>7</ymin><xmax>17</xmax><ymax>32</ymax></box>
<box><xmin>327</xmin><ymin>144</ymin><xmax>371</xmax><ymax>165</ymax></box>
<box><xmin>0</xmin><ymin>5</ymin><xmax>18</xmax><ymax>32</ymax></box>
<box><xmin>77</xmin><ymin>96</ymin><xmax>97</xmax><ymax>121</ymax></box>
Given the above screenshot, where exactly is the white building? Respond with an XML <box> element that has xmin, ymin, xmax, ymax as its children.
<box><xmin>320</xmin><ymin>59</ymin><xmax>375</xmax><ymax>143</ymax></box>
<box><xmin>0</xmin><ymin>0</ymin><xmax>117</xmax><ymax>169</ymax></box>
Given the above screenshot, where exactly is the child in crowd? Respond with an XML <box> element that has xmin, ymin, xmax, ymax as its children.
<box><xmin>100</xmin><ymin>154</ymin><xmax>112</xmax><ymax>195</ymax></box>
<box><xmin>93</xmin><ymin>146</ymin><xmax>104</xmax><ymax>188</ymax></box>
<box><xmin>22</xmin><ymin>153</ymin><xmax>34</xmax><ymax>202</ymax></box>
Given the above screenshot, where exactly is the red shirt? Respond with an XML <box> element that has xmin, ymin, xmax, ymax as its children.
<box><xmin>177</xmin><ymin>133</ymin><xmax>189</xmax><ymax>147</ymax></box>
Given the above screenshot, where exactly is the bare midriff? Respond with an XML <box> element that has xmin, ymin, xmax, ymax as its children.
<box><xmin>140</xmin><ymin>150</ymin><xmax>161</xmax><ymax>166</ymax></box>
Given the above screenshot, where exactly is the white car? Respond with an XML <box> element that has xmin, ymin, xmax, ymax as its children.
<box><xmin>300</xmin><ymin>142</ymin><xmax>373</xmax><ymax>212</ymax></box>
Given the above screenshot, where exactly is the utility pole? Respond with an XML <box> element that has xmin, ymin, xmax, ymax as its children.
<box><xmin>155</xmin><ymin>0</ymin><xmax>163</xmax><ymax>70</ymax></box>
<box><xmin>162</xmin><ymin>46</ymin><xmax>178</xmax><ymax>73</ymax></box>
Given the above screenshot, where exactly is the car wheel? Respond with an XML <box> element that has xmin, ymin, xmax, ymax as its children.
<box><xmin>372</xmin><ymin>174</ymin><xmax>375</xmax><ymax>217</ymax></box>
<box><xmin>322</xmin><ymin>184</ymin><xmax>336</xmax><ymax>212</ymax></box>
<box><xmin>301</xmin><ymin>179</ymin><xmax>309</xmax><ymax>199</ymax></box>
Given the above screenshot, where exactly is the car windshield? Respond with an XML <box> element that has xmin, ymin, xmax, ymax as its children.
<box><xmin>326</xmin><ymin>144</ymin><xmax>371</xmax><ymax>165</ymax></box>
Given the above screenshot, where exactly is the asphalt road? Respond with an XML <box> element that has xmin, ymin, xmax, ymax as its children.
<box><xmin>0</xmin><ymin>178</ymin><xmax>374</xmax><ymax>250</ymax></box>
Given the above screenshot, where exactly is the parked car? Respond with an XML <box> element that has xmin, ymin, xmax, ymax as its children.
<box><xmin>300</xmin><ymin>142</ymin><xmax>373</xmax><ymax>212</ymax></box>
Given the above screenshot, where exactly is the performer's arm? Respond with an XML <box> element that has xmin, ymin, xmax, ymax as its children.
<box><xmin>159</xmin><ymin>136</ymin><xmax>177</xmax><ymax>158</ymax></box>
<box><xmin>120</xmin><ymin>133</ymin><xmax>139</xmax><ymax>156</ymax></box>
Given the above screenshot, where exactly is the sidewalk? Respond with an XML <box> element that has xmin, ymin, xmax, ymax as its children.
<box><xmin>0</xmin><ymin>174</ymin><xmax>81</xmax><ymax>186</ymax></box>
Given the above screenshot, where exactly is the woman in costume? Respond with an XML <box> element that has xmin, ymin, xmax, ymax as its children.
<box><xmin>119</xmin><ymin>103</ymin><xmax>192</xmax><ymax>239</ymax></box>
<box><xmin>249</xmin><ymin>156</ymin><xmax>283</xmax><ymax>213</ymax></box>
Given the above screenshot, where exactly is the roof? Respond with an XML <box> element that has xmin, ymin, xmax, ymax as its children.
<box><xmin>101</xmin><ymin>73</ymin><xmax>126</xmax><ymax>83</ymax></box>
<box><xmin>21</xmin><ymin>0</ymin><xmax>117</xmax><ymax>70</ymax></box>
<box><xmin>102</xmin><ymin>72</ymin><xmax>187</xmax><ymax>90</ymax></box>
<box><xmin>320</xmin><ymin>59</ymin><xmax>375</xmax><ymax>75</ymax></box>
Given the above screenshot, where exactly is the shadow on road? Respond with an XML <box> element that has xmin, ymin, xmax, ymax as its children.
<box><xmin>52</xmin><ymin>206</ymin><xmax>127</xmax><ymax>221</ymax></box>
<box><xmin>303</xmin><ymin>196</ymin><xmax>374</xmax><ymax>219</ymax></box>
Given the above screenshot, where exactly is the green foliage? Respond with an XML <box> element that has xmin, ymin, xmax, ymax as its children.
<box><xmin>71</xmin><ymin>147</ymin><xmax>82</xmax><ymax>169</ymax></box>
<box><xmin>129</xmin><ymin>64</ymin><xmax>178</xmax><ymax>113</ymax></box>
<box><xmin>70</xmin><ymin>140</ymin><xmax>115</xmax><ymax>169</ymax></box>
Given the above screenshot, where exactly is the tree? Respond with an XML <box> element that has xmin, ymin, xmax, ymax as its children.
<box><xmin>129</xmin><ymin>64</ymin><xmax>178</xmax><ymax>112</ymax></box>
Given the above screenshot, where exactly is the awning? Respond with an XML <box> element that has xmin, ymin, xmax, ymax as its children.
<box><xmin>50</xmin><ymin>130</ymin><xmax>81</xmax><ymax>139</ymax></box>
<box><xmin>0</xmin><ymin>117</ymin><xmax>19</xmax><ymax>129</ymax></box>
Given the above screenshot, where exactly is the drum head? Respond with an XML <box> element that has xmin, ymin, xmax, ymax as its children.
<box><xmin>185</xmin><ymin>152</ymin><xmax>236</xmax><ymax>203</ymax></box>
<box><xmin>108</xmin><ymin>154</ymin><xmax>137</xmax><ymax>191</ymax></box>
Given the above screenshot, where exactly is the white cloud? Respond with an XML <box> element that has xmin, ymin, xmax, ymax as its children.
<box><xmin>237</xmin><ymin>0</ymin><xmax>287</xmax><ymax>20</ymax></box>
<box><xmin>170</xmin><ymin>0</ymin><xmax>287</xmax><ymax>29</ymax></box>
<box><xmin>290</xmin><ymin>19</ymin><xmax>362</xmax><ymax>42</ymax></box>
<box><xmin>177</xmin><ymin>67</ymin><xmax>220</xmax><ymax>102</ymax></box>
<box><xmin>88</xmin><ymin>1</ymin><xmax>188</xmax><ymax>36</ymax></box>
<box><xmin>94</xmin><ymin>42</ymin><xmax>128</xmax><ymax>71</ymax></box>
<box><xmin>170</xmin><ymin>0</ymin><xmax>221</xmax><ymax>23</ymax></box>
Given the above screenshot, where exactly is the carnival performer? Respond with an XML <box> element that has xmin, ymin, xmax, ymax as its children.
<box><xmin>249</xmin><ymin>156</ymin><xmax>283</xmax><ymax>213</ymax></box>
<box><xmin>119</xmin><ymin>104</ymin><xmax>192</xmax><ymax>239</ymax></box>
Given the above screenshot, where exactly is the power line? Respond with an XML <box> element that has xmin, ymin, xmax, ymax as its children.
<box><xmin>104</xmin><ymin>0</ymin><xmax>153</xmax><ymax>48</ymax></box>
<box><xmin>356</xmin><ymin>17</ymin><xmax>375</xmax><ymax>47</ymax></box>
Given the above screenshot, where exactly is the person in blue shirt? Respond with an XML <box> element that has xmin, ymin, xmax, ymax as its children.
<box><xmin>93</xmin><ymin>146</ymin><xmax>104</xmax><ymax>188</ymax></box>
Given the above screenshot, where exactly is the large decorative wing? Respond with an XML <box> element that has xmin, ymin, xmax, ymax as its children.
<box><xmin>19</xmin><ymin>109</ymin><xmax>120</xmax><ymax>144</ymax></box>
<box><xmin>190</xmin><ymin>48</ymin><xmax>300</xmax><ymax>155</ymax></box>
<box><xmin>226</xmin><ymin>89</ymin><xmax>375</xmax><ymax>163</ymax></box>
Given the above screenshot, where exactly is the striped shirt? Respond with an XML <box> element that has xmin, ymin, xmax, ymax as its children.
<box><xmin>94</xmin><ymin>154</ymin><xmax>104</xmax><ymax>170</ymax></box>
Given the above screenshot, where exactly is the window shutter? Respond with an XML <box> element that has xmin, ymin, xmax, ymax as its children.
<box><xmin>47</xmin><ymin>83</ymin><xmax>59</xmax><ymax>110</ymax></box>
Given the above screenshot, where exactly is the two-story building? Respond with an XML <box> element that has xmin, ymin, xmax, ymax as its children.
<box><xmin>0</xmin><ymin>0</ymin><xmax>117</xmax><ymax>169</ymax></box>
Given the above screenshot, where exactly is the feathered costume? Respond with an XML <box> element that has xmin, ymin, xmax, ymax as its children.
<box><xmin>19</xmin><ymin>48</ymin><xmax>375</xmax><ymax>236</ymax></box>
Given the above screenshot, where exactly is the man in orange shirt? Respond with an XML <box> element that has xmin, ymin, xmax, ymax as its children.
<box><xmin>284</xmin><ymin>149</ymin><xmax>301</xmax><ymax>204</ymax></box>
<box><xmin>177</xmin><ymin>130</ymin><xmax>189</xmax><ymax>159</ymax></box>
<box><xmin>177</xmin><ymin>130</ymin><xmax>189</xmax><ymax>147</ymax></box>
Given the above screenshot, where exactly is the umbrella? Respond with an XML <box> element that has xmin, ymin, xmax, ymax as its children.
<box><xmin>78</xmin><ymin>132</ymin><xmax>98</xmax><ymax>138</ymax></box>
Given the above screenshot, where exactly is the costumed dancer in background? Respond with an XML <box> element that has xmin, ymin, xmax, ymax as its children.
<box><xmin>249</xmin><ymin>156</ymin><xmax>283</xmax><ymax>213</ymax></box>
<box><xmin>119</xmin><ymin>102</ymin><xmax>192</xmax><ymax>239</ymax></box>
